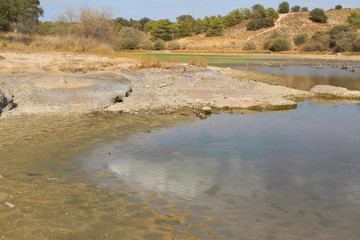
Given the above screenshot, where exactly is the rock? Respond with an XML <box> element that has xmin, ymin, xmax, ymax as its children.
<box><xmin>5</xmin><ymin>202</ymin><xmax>15</xmax><ymax>208</ymax></box>
<box><xmin>202</xmin><ymin>106</ymin><xmax>212</xmax><ymax>114</ymax></box>
<box><xmin>0</xmin><ymin>95</ymin><xmax>7</xmax><ymax>109</ymax></box>
<box><xmin>199</xmin><ymin>113</ymin><xmax>207</xmax><ymax>120</ymax></box>
<box><xmin>0</xmin><ymin>175</ymin><xmax>4</xmax><ymax>179</ymax></box>
<box><xmin>310</xmin><ymin>85</ymin><xmax>360</xmax><ymax>99</ymax></box>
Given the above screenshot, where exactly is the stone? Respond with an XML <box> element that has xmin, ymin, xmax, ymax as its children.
<box><xmin>199</xmin><ymin>113</ymin><xmax>207</xmax><ymax>120</ymax></box>
<box><xmin>0</xmin><ymin>95</ymin><xmax>7</xmax><ymax>109</ymax></box>
<box><xmin>5</xmin><ymin>202</ymin><xmax>15</xmax><ymax>208</ymax></box>
<box><xmin>202</xmin><ymin>106</ymin><xmax>212</xmax><ymax>114</ymax></box>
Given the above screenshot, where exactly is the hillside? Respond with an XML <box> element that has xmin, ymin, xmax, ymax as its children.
<box><xmin>177</xmin><ymin>9</ymin><xmax>360</xmax><ymax>50</ymax></box>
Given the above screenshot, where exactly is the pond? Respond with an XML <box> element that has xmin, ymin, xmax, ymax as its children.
<box><xmin>79</xmin><ymin>100</ymin><xmax>360</xmax><ymax>240</ymax></box>
<box><xmin>239</xmin><ymin>64</ymin><xmax>360</xmax><ymax>91</ymax></box>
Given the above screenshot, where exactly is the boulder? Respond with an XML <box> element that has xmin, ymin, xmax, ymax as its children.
<box><xmin>202</xmin><ymin>106</ymin><xmax>212</xmax><ymax>114</ymax></box>
<box><xmin>310</xmin><ymin>85</ymin><xmax>360</xmax><ymax>99</ymax></box>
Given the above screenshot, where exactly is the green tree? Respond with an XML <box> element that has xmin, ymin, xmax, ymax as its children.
<box><xmin>177</xmin><ymin>15</ymin><xmax>195</xmax><ymax>37</ymax></box>
<box><xmin>139</xmin><ymin>17</ymin><xmax>151</xmax><ymax>31</ymax></box>
<box><xmin>205</xmin><ymin>16</ymin><xmax>224</xmax><ymax>37</ymax></box>
<box><xmin>278</xmin><ymin>2</ymin><xmax>290</xmax><ymax>14</ymax></box>
<box><xmin>223</xmin><ymin>9</ymin><xmax>244</xmax><ymax>27</ymax></box>
<box><xmin>266</xmin><ymin>8</ymin><xmax>279</xmax><ymax>19</ymax></box>
<box><xmin>251</xmin><ymin>4</ymin><xmax>266</xmax><ymax>19</ymax></box>
<box><xmin>291</xmin><ymin>5</ymin><xmax>301</xmax><ymax>12</ymax></box>
<box><xmin>0</xmin><ymin>0</ymin><xmax>43</xmax><ymax>32</ymax></box>
<box><xmin>335</xmin><ymin>5</ymin><xmax>343</xmax><ymax>10</ymax></box>
<box><xmin>310</xmin><ymin>8</ymin><xmax>328</xmax><ymax>23</ymax></box>
<box><xmin>240</xmin><ymin>8</ymin><xmax>254</xmax><ymax>19</ymax></box>
<box><xmin>146</xmin><ymin>19</ymin><xmax>178</xmax><ymax>41</ymax></box>
<box><xmin>301</xmin><ymin>7</ymin><xmax>309</xmax><ymax>12</ymax></box>
<box><xmin>347</xmin><ymin>11</ymin><xmax>360</xmax><ymax>29</ymax></box>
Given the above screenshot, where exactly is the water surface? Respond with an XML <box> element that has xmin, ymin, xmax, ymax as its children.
<box><xmin>81</xmin><ymin>101</ymin><xmax>360</xmax><ymax>239</ymax></box>
<box><xmin>252</xmin><ymin>65</ymin><xmax>360</xmax><ymax>90</ymax></box>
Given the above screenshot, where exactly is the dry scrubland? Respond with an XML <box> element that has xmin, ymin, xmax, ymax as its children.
<box><xmin>176</xmin><ymin>9</ymin><xmax>360</xmax><ymax>50</ymax></box>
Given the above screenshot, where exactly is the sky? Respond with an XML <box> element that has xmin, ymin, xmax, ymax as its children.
<box><xmin>40</xmin><ymin>0</ymin><xmax>360</xmax><ymax>22</ymax></box>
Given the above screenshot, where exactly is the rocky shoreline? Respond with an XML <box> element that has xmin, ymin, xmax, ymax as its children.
<box><xmin>1</xmin><ymin>52</ymin><xmax>360</xmax><ymax>118</ymax></box>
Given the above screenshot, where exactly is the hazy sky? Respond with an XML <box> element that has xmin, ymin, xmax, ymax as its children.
<box><xmin>40</xmin><ymin>0</ymin><xmax>360</xmax><ymax>21</ymax></box>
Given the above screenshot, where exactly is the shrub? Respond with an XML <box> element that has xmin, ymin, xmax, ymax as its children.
<box><xmin>242</xmin><ymin>40</ymin><xmax>257</xmax><ymax>50</ymax></box>
<box><xmin>347</xmin><ymin>11</ymin><xmax>360</xmax><ymax>29</ymax></box>
<box><xmin>299</xmin><ymin>42</ymin><xmax>328</xmax><ymax>52</ymax></box>
<box><xmin>278</xmin><ymin>2</ymin><xmax>290</xmax><ymax>14</ymax></box>
<box><xmin>335</xmin><ymin>5</ymin><xmax>343</xmax><ymax>10</ymax></box>
<box><xmin>167</xmin><ymin>41</ymin><xmax>181</xmax><ymax>50</ymax></box>
<box><xmin>264</xmin><ymin>37</ymin><xmax>292</xmax><ymax>52</ymax></box>
<box><xmin>352</xmin><ymin>36</ymin><xmax>360</xmax><ymax>52</ymax></box>
<box><xmin>293</xmin><ymin>33</ymin><xmax>308</xmax><ymax>46</ymax></box>
<box><xmin>332</xmin><ymin>32</ymin><xmax>359</xmax><ymax>52</ymax></box>
<box><xmin>140</xmin><ymin>40</ymin><xmax>154</xmax><ymax>50</ymax></box>
<box><xmin>310</xmin><ymin>8</ymin><xmax>328</xmax><ymax>23</ymax></box>
<box><xmin>291</xmin><ymin>6</ymin><xmax>301</xmax><ymax>12</ymax></box>
<box><xmin>116</xmin><ymin>27</ymin><xmax>144</xmax><ymax>50</ymax></box>
<box><xmin>329</xmin><ymin>25</ymin><xmax>356</xmax><ymax>47</ymax></box>
<box><xmin>246</xmin><ymin>18</ymin><xmax>274</xmax><ymax>31</ymax></box>
<box><xmin>154</xmin><ymin>39</ymin><xmax>166</xmax><ymax>50</ymax></box>
<box><xmin>116</xmin><ymin>38</ymin><xmax>138</xmax><ymax>50</ymax></box>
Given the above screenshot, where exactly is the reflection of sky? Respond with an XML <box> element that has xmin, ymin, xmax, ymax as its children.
<box><xmin>81</xmin><ymin>100</ymin><xmax>360</xmax><ymax>238</ymax></box>
<box><xmin>254</xmin><ymin>66</ymin><xmax>360</xmax><ymax>90</ymax></box>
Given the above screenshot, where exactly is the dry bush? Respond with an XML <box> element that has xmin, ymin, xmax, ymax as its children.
<box><xmin>136</xmin><ymin>57</ymin><xmax>163</xmax><ymax>69</ymax></box>
<box><xmin>187</xmin><ymin>57</ymin><xmax>208</xmax><ymax>67</ymax></box>
<box><xmin>53</xmin><ymin>7</ymin><xmax>115</xmax><ymax>43</ymax></box>
<box><xmin>0</xmin><ymin>32</ymin><xmax>114</xmax><ymax>54</ymax></box>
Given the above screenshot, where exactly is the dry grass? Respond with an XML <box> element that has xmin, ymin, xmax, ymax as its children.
<box><xmin>0</xmin><ymin>33</ymin><xmax>115</xmax><ymax>54</ymax></box>
<box><xmin>133</xmin><ymin>56</ymin><xmax>167</xmax><ymax>69</ymax></box>
<box><xmin>187</xmin><ymin>57</ymin><xmax>208</xmax><ymax>67</ymax></box>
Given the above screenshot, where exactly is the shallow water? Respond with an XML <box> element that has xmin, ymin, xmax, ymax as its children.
<box><xmin>251</xmin><ymin>65</ymin><xmax>360</xmax><ymax>90</ymax></box>
<box><xmin>80</xmin><ymin>100</ymin><xmax>360</xmax><ymax>239</ymax></box>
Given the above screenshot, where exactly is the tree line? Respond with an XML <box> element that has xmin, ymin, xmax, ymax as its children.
<box><xmin>1</xmin><ymin>1</ymin><xmax>360</xmax><ymax>52</ymax></box>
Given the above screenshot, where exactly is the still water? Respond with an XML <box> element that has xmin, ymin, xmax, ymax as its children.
<box><xmin>79</xmin><ymin>101</ymin><xmax>360</xmax><ymax>239</ymax></box>
<box><xmin>253</xmin><ymin>65</ymin><xmax>360</xmax><ymax>91</ymax></box>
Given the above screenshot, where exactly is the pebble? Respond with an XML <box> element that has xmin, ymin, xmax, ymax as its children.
<box><xmin>5</xmin><ymin>202</ymin><xmax>15</xmax><ymax>208</ymax></box>
<box><xmin>47</xmin><ymin>178</ymin><xmax>59</xmax><ymax>180</ymax></box>
<box><xmin>0</xmin><ymin>175</ymin><xmax>4</xmax><ymax>179</ymax></box>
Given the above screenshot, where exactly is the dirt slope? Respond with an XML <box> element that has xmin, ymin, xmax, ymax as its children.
<box><xmin>179</xmin><ymin>9</ymin><xmax>360</xmax><ymax>50</ymax></box>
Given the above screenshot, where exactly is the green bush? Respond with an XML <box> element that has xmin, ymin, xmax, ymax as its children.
<box><xmin>264</xmin><ymin>37</ymin><xmax>292</xmax><ymax>52</ymax></box>
<box><xmin>167</xmin><ymin>41</ymin><xmax>181</xmax><ymax>50</ymax></box>
<box><xmin>333</xmin><ymin>32</ymin><xmax>359</xmax><ymax>52</ymax></box>
<box><xmin>278</xmin><ymin>2</ymin><xmax>290</xmax><ymax>13</ymax></box>
<box><xmin>310</xmin><ymin>8</ymin><xmax>328</xmax><ymax>23</ymax></box>
<box><xmin>352</xmin><ymin>36</ymin><xmax>360</xmax><ymax>52</ymax></box>
<box><xmin>329</xmin><ymin>25</ymin><xmax>356</xmax><ymax>48</ymax></box>
<box><xmin>335</xmin><ymin>5</ymin><xmax>343</xmax><ymax>10</ymax></box>
<box><xmin>141</xmin><ymin>40</ymin><xmax>154</xmax><ymax>50</ymax></box>
<box><xmin>291</xmin><ymin>6</ymin><xmax>301</xmax><ymax>12</ymax></box>
<box><xmin>154</xmin><ymin>39</ymin><xmax>166</xmax><ymax>50</ymax></box>
<box><xmin>347</xmin><ymin>11</ymin><xmax>360</xmax><ymax>29</ymax></box>
<box><xmin>246</xmin><ymin>18</ymin><xmax>274</xmax><ymax>31</ymax></box>
<box><xmin>299</xmin><ymin>42</ymin><xmax>329</xmax><ymax>52</ymax></box>
<box><xmin>116</xmin><ymin>27</ymin><xmax>145</xmax><ymax>50</ymax></box>
<box><xmin>293</xmin><ymin>33</ymin><xmax>308</xmax><ymax>46</ymax></box>
<box><xmin>116</xmin><ymin>38</ymin><xmax>139</xmax><ymax>50</ymax></box>
<box><xmin>242</xmin><ymin>40</ymin><xmax>257</xmax><ymax>50</ymax></box>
